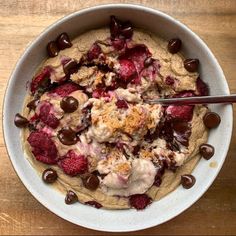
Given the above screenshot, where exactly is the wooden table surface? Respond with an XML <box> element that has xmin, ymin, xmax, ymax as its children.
<box><xmin>0</xmin><ymin>0</ymin><xmax>235</xmax><ymax>235</ymax></box>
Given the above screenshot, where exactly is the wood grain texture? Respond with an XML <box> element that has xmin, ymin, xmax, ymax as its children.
<box><xmin>0</xmin><ymin>0</ymin><xmax>235</xmax><ymax>235</ymax></box>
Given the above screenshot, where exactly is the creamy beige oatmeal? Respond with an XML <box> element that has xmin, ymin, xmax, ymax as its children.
<box><xmin>14</xmin><ymin>16</ymin><xmax>217</xmax><ymax>210</ymax></box>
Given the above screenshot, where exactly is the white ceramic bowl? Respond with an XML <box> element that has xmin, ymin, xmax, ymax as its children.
<box><xmin>3</xmin><ymin>4</ymin><xmax>233</xmax><ymax>232</ymax></box>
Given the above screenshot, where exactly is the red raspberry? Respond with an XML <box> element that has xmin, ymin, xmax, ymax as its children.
<box><xmin>166</xmin><ymin>105</ymin><xmax>193</xmax><ymax>121</ymax></box>
<box><xmin>92</xmin><ymin>88</ymin><xmax>109</xmax><ymax>98</ymax></box>
<box><xmin>87</xmin><ymin>43</ymin><xmax>102</xmax><ymax>61</ymax></box>
<box><xmin>115</xmin><ymin>99</ymin><xmax>128</xmax><ymax>109</ymax></box>
<box><xmin>27</xmin><ymin>131</ymin><xmax>58</xmax><ymax>164</ymax></box>
<box><xmin>85</xmin><ymin>201</ymin><xmax>102</xmax><ymax>209</ymax></box>
<box><xmin>196</xmin><ymin>77</ymin><xmax>209</xmax><ymax>96</ymax></box>
<box><xmin>118</xmin><ymin>59</ymin><xmax>137</xmax><ymax>81</ymax></box>
<box><xmin>58</xmin><ymin>150</ymin><xmax>88</xmax><ymax>176</ymax></box>
<box><xmin>49</xmin><ymin>82</ymin><xmax>79</xmax><ymax>97</ymax></box>
<box><xmin>129</xmin><ymin>194</ymin><xmax>152</xmax><ymax>210</ymax></box>
<box><xmin>31</xmin><ymin>67</ymin><xmax>51</xmax><ymax>94</ymax></box>
<box><xmin>39</xmin><ymin>102</ymin><xmax>59</xmax><ymax>129</ymax></box>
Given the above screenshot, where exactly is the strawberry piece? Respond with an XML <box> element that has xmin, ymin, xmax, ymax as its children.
<box><xmin>87</xmin><ymin>43</ymin><xmax>102</xmax><ymax>61</ymax></box>
<box><xmin>196</xmin><ymin>77</ymin><xmax>209</xmax><ymax>96</ymax></box>
<box><xmin>49</xmin><ymin>82</ymin><xmax>79</xmax><ymax>97</ymax></box>
<box><xmin>39</xmin><ymin>102</ymin><xmax>59</xmax><ymax>129</ymax></box>
<box><xmin>166</xmin><ymin>105</ymin><xmax>193</xmax><ymax>121</ymax></box>
<box><xmin>27</xmin><ymin>131</ymin><xmax>58</xmax><ymax>164</ymax></box>
<box><xmin>31</xmin><ymin>67</ymin><xmax>51</xmax><ymax>94</ymax></box>
<box><xmin>58</xmin><ymin>150</ymin><xmax>88</xmax><ymax>176</ymax></box>
<box><xmin>166</xmin><ymin>91</ymin><xmax>195</xmax><ymax>121</ymax></box>
<box><xmin>129</xmin><ymin>194</ymin><xmax>152</xmax><ymax>210</ymax></box>
<box><xmin>118</xmin><ymin>59</ymin><xmax>137</xmax><ymax>81</ymax></box>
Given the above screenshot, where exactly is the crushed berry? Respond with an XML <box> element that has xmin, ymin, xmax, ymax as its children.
<box><xmin>153</xmin><ymin>176</ymin><xmax>162</xmax><ymax>187</ymax></box>
<box><xmin>85</xmin><ymin>201</ymin><xmax>103</xmax><ymax>209</ymax></box>
<box><xmin>115</xmin><ymin>99</ymin><xmax>128</xmax><ymax>109</ymax></box>
<box><xmin>119</xmin><ymin>44</ymin><xmax>151</xmax><ymax>73</ymax></box>
<box><xmin>118</xmin><ymin>59</ymin><xmax>137</xmax><ymax>82</ymax></box>
<box><xmin>129</xmin><ymin>194</ymin><xmax>152</xmax><ymax>210</ymax></box>
<box><xmin>165</xmin><ymin>76</ymin><xmax>175</xmax><ymax>85</ymax></box>
<box><xmin>87</xmin><ymin>43</ymin><xmax>102</xmax><ymax>61</ymax></box>
<box><xmin>111</xmin><ymin>38</ymin><xmax>126</xmax><ymax>50</ymax></box>
<box><xmin>166</xmin><ymin>105</ymin><xmax>193</xmax><ymax>121</ymax></box>
<box><xmin>196</xmin><ymin>77</ymin><xmax>209</xmax><ymax>96</ymax></box>
<box><xmin>39</xmin><ymin>102</ymin><xmax>60</xmax><ymax>129</ymax></box>
<box><xmin>49</xmin><ymin>82</ymin><xmax>79</xmax><ymax>97</ymax></box>
<box><xmin>92</xmin><ymin>88</ymin><xmax>109</xmax><ymax>98</ymax></box>
<box><xmin>31</xmin><ymin>67</ymin><xmax>51</xmax><ymax>94</ymax></box>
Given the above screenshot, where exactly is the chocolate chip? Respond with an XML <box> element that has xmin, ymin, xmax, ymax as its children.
<box><xmin>63</xmin><ymin>60</ymin><xmax>78</xmax><ymax>75</ymax></box>
<box><xmin>57</xmin><ymin>127</ymin><xmax>78</xmax><ymax>145</ymax></box>
<box><xmin>82</xmin><ymin>173</ymin><xmax>99</xmax><ymax>190</ymax></box>
<box><xmin>14</xmin><ymin>113</ymin><xmax>29</xmax><ymax>128</ymax></box>
<box><xmin>121</xmin><ymin>21</ymin><xmax>133</xmax><ymax>39</ymax></box>
<box><xmin>42</xmin><ymin>168</ymin><xmax>58</xmax><ymax>183</ymax></box>
<box><xmin>168</xmin><ymin>38</ymin><xmax>182</xmax><ymax>54</ymax></box>
<box><xmin>110</xmin><ymin>15</ymin><xmax>121</xmax><ymax>38</ymax></box>
<box><xmin>203</xmin><ymin>112</ymin><xmax>221</xmax><ymax>128</ymax></box>
<box><xmin>199</xmin><ymin>144</ymin><xmax>215</xmax><ymax>160</ymax></box>
<box><xmin>27</xmin><ymin>99</ymin><xmax>39</xmax><ymax>110</ymax></box>
<box><xmin>184</xmin><ymin>59</ymin><xmax>199</xmax><ymax>72</ymax></box>
<box><xmin>65</xmin><ymin>190</ymin><xmax>78</xmax><ymax>204</ymax></box>
<box><xmin>47</xmin><ymin>41</ymin><xmax>59</xmax><ymax>57</ymax></box>
<box><xmin>181</xmin><ymin>174</ymin><xmax>196</xmax><ymax>189</ymax></box>
<box><xmin>56</xmin><ymin>33</ymin><xmax>72</xmax><ymax>50</ymax></box>
<box><xmin>60</xmin><ymin>96</ymin><xmax>79</xmax><ymax>113</ymax></box>
<box><xmin>144</xmin><ymin>57</ymin><xmax>154</xmax><ymax>68</ymax></box>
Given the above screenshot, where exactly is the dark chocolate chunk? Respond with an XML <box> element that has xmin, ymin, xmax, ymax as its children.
<box><xmin>57</xmin><ymin>127</ymin><xmax>78</xmax><ymax>145</ymax></box>
<box><xmin>203</xmin><ymin>112</ymin><xmax>221</xmax><ymax>128</ymax></box>
<box><xmin>60</xmin><ymin>96</ymin><xmax>79</xmax><ymax>113</ymax></box>
<box><xmin>181</xmin><ymin>174</ymin><xmax>196</xmax><ymax>189</ymax></box>
<box><xmin>199</xmin><ymin>143</ymin><xmax>215</xmax><ymax>160</ymax></box>
<box><xmin>57</xmin><ymin>33</ymin><xmax>72</xmax><ymax>50</ymax></box>
<box><xmin>47</xmin><ymin>41</ymin><xmax>59</xmax><ymax>57</ymax></box>
<box><xmin>65</xmin><ymin>190</ymin><xmax>78</xmax><ymax>204</ymax></box>
<box><xmin>168</xmin><ymin>38</ymin><xmax>182</xmax><ymax>54</ymax></box>
<box><xmin>42</xmin><ymin>168</ymin><xmax>58</xmax><ymax>183</ymax></box>
<box><xmin>184</xmin><ymin>59</ymin><xmax>199</xmax><ymax>72</ymax></box>
<box><xmin>82</xmin><ymin>173</ymin><xmax>99</xmax><ymax>191</ymax></box>
<box><xmin>14</xmin><ymin>113</ymin><xmax>29</xmax><ymax>128</ymax></box>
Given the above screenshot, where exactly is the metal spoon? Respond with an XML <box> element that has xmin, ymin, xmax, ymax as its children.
<box><xmin>145</xmin><ymin>94</ymin><xmax>236</xmax><ymax>106</ymax></box>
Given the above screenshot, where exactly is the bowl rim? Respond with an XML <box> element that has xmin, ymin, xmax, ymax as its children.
<box><xmin>2</xmin><ymin>3</ymin><xmax>233</xmax><ymax>232</ymax></box>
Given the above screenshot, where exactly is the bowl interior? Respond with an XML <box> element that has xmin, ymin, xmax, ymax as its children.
<box><xmin>3</xmin><ymin>4</ymin><xmax>232</xmax><ymax>232</ymax></box>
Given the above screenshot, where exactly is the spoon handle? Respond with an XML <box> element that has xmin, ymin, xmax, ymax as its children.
<box><xmin>146</xmin><ymin>94</ymin><xmax>236</xmax><ymax>106</ymax></box>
